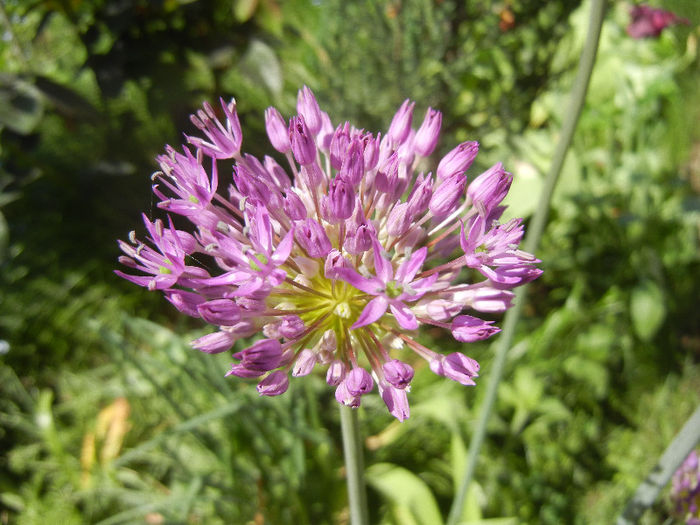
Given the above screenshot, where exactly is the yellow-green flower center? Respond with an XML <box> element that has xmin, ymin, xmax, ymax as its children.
<box><xmin>385</xmin><ymin>280</ymin><xmax>403</xmax><ymax>299</ymax></box>
<box><xmin>270</xmin><ymin>272</ymin><xmax>366</xmax><ymax>353</ymax></box>
<box><xmin>249</xmin><ymin>253</ymin><xmax>269</xmax><ymax>272</ymax></box>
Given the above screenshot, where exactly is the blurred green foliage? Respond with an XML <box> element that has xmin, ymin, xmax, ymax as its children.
<box><xmin>1</xmin><ymin>0</ymin><xmax>699</xmax><ymax>524</ymax></box>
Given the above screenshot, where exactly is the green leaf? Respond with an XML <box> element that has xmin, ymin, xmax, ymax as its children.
<box><xmin>33</xmin><ymin>76</ymin><xmax>98</xmax><ymax>121</ymax></box>
<box><xmin>240</xmin><ymin>39</ymin><xmax>283</xmax><ymax>96</ymax></box>
<box><xmin>630</xmin><ymin>280</ymin><xmax>666</xmax><ymax>342</ymax></box>
<box><xmin>233</xmin><ymin>0</ymin><xmax>259</xmax><ymax>22</ymax></box>
<box><xmin>0</xmin><ymin>74</ymin><xmax>43</xmax><ymax>134</ymax></box>
<box><xmin>366</xmin><ymin>463</ymin><xmax>444</xmax><ymax>525</ymax></box>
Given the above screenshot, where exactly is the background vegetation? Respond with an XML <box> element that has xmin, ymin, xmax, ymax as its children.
<box><xmin>1</xmin><ymin>0</ymin><xmax>698</xmax><ymax>523</ymax></box>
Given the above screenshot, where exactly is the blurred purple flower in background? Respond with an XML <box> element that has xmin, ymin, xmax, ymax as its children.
<box><xmin>117</xmin><ymin>87</ymin><xmax>541</xmax><ymax>420</ymax></box>
<box><xmin>627</xmin><ymin>4</ymin><xmax>689</xmax><ymax>39</ymax></box>
<box><xmin>671</xmin><ymin>450</ymin><xmax>700</xmax><ymax>524</ymax></box>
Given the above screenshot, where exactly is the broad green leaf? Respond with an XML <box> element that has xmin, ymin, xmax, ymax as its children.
<box><xmin>630</xmin><ymin>280</ymin><xmax>666</xmax><ymax>342</ymax></box>
<box><xmin>240</xmin><ymin>39</ymin><xmax>283</xmax><ymax>96</ymax></box>
<box><xmin>366</xmin><ymin>463</ymin><xmax>444</xmax><ymax>525</ymax></box>
<box><xmin>500</xmin><ymin>159</ymin><xmax>543</xmax><ymax>221</ymax></box>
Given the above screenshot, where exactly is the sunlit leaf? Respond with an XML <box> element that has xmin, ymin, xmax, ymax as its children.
<box><xmin>630</xmin><ymin>280</ymin><xmax>666</xmax><ymax>342</ymax></box>
<box><xmin>366</xmin><ymin>463</ymin><xmax>444</xmax><ymax>525</ymax></box>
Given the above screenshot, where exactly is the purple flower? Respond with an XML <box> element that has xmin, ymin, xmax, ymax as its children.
<box><xmin>671</xmin><ymin>449</ymin><xmax>700</xmax><ymax>522</ymax></box>
<box><xmin>459</xmin><ymin>215</ymin><xmax>541</xmax><ymax>289</ymax></box>
<box><xmin>627</xmin><ymin>4</ymin><xmax>689</xmax><ymax>39</ymax></box>
<box><xmin>117</xmin><ymin>87</ymin><xmax>541</xmax><ymax>421</ymax></box>
<box><xmin>187</xmin><ymin>98</ymin><xmax>242</xmax><ymax>159</ymax></box>
<box><xmin>337</xmin><ymin>240</ymin><xmax>438</xmax><ymax>330</ymax></box>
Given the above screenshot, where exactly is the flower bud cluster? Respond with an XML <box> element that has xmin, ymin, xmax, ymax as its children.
<box><xmin>117</xmin><ymin>87</ymin><xmax>541</xmax><ymax>421</ymax></box>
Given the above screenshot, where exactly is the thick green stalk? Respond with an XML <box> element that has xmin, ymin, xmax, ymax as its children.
<box><xmin>446</xmin><ymin>2</ymin><xmax>607</xmax><ymax>524</ymax></box>
<box><xmin>340</xmin><ymin>405</ymin><xmax>369</xmax><ymax>525</ymax></box>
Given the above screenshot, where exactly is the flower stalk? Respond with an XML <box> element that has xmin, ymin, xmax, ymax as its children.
<box><xmin>446</xmin><ymin>1</ymin><xmax>607</xmax><ymax>523</ymax></box>
<box><xmin>340</xmin><ymin>405</ymin><xmax>369</xmax><ymax>525</ymax></box>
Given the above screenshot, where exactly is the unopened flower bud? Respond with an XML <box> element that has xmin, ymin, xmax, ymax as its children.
<box><xmin>383</xmin><ymin>360</ymin><xmax>414</xmax><ymax>389</ymax></box>
<box><xmin>257</xmin><ymin>371</ymin><xmax>289</xmax><ymax>396</ymax></box>
<box><xmin>440</xmin><ymin>352</ymin><xmax>480</xmax><ymax>386</ymax></box>
<box><xmin>329</xmin><ymin>177</ymin><xmax>356</xmax><ymax>220</ymax></box>
<box><xmin>429</xmin><ymin>174</ymin><xmax>466</xmax><ymax>217</ymax></box>
<box><xmin>289</xmin><ymin>116</ymin><xmax>317</xmax><ymax>165</ymax></box>
<box><xmin>326</xmin><ymin>359</ymin><xmax>346</xmax><ymax>386</ymax></box>
<box><xmin>387</xmin><ymin>99</ymin><xmax>415</xmax><ymax>145</ymax></box>
<box><xmin>197</xmin><ymin>299</ymin><xmax>241</xmax><ymax>326</ymax></box>
<box><xmin>451</xmin><ymin>315</ymin><xmax>500</xmax><ymax>342</ymax></box>
<box><xmin>263</xmin><ymin>155</ymin><xmax>291</xmax><ymax>189</ymax></box>
<box><xmin>296</xmin><ymin>218</ymin><xmax>332</xmax><ymax>258</ymax></box>
<box><xmin>467</xmin><ymin>162</ymin><xmax>512</xmax><ymax>216</ymax></box>
<box><xmin>292</xmin><ymin>348</ymin><xmax>317</xmax><ymax>377</ymax></box>
<box><xmin>191</xmin><ymin>330</ymin><xmax>234</xmax><ymax>354</ymax></box>
<box><xmin>297</xmin><ymin>85</ymin><xmax>322</xmax><ymax>134</ymax></box>
<box><xmin>362</xmin><ymin>132</ymin><xmax>380</xmax><ymax>171</ymax></box>
<box><xmin>387</xmin><ymin>202</ymin><xmax>411</xmax><ymax>237</ymax></box>
<box><xmin>283</xmin><ymin>190</ymin><xmax>307</xmax><ymax>221</ymax></box>
<box><xmin>414</xmin><ymin>108</ymin><xmax>442</xmax><ymax>157</ymax></box>
<box><xmin>165</xmin><ymin>290</ymin><xmax>205</xmax><ymax>317</ymax></box>
<box><xmin>346</xmin><ymin>367</ymin><xmax>374</xmax><ymax>396</ymax></box>
<box><xmin>437</xmin><ymin>141</ymin><xmax>479</xmax><ymax>180</ymax></box>
<box><xmin>278</xmin><ymin>315</ymin><xmax>305</xmax><ymax>339</ymax></box>
<box><xmin>330</xmin><ymin>122</ymin><xmax>352</xmax><ymax>170</ymax></box>
<box><xmin>335</xmin><ymin>381</ymin><xmax>361</xmax><ymax>407</ymax></box>
<box><xmin>265</xmin><ymin>107</ymin><xmax>290</xmax><ymax>153</ymax></box>
<box><xmin>317</xmin><ymin>111</ymin><xmax>334</xmax><ymax>152</ymax></box>
<box><xmin>234</xmin><ymin>339</ymin><xmax>283</xmax><ymax>371</ymax></box>
<box><xmin>339</xmin><ymin>139</ymin><xmax>365</xmax><ymax>185</ymax></box>
<box><xmin>407</xmin><ymin>173</ymin><xmax>433</xmax><ymax>218</ymax></box>
<box><xmin>325</xmin><ymin>249</ymin><xmax>350</xmax><ymax>279</ymax></box>
<box><xmin>380</xmin><ymin>383</ymin><xmax>410</xmax><ymax>421</ymax></box>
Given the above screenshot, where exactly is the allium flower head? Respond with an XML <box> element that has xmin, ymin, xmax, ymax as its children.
<box><xmin>117</xmin><ymin>87</ymin><xmax>541</xmax><ymax>421</ymax></box>
<box><xmin>671</xmin><ymin>450</ymin><xmax>700</xmax><ymax>524</ymax></box>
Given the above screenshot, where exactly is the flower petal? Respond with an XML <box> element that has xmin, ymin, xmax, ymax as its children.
<box><xmin>396</xmin><ymin>247</ymin><xmax>427</xmax><ymax>283</ymax></box>
<box><xmin>371</xmin><ymin>238</ymin><xmax>393</xmax><ymax>283</ymax></box>
<box><xmin>389</xmin><ymin>302</ymin><xmax>418</xmax><ymax>330</ymax></box>
<box><xmin>335</xmin><ymin>267</ymin><xmax>384</xmax><ymax>295</ymax></box>
<box><xmin>270</xmin><ymin>227</ymin><xmax>295</xmax><ymax>266</ymax></box>
<box><xmin>352</xmin><ymin>296</ymin><xmax>389</xmax><ymax>329</ymax></box>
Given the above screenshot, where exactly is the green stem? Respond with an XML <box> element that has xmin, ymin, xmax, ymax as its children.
<box><xmin>446</xmin><ymin>2</ymin><xmax>607</xmax><ymax>524</ymax></box>
<box><xmin>340</xmin><ymin>405</ymin><xmax>369</xmax><ymax>525</ymax></box>
<box><xmin>617</xmin><ymin>405</ymin><xmax>700</xmax><ymax>524</ymax></box>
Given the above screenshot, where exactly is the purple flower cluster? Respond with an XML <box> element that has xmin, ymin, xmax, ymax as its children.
<box><xmin>117</xmin><ymin>87</ymin><xmax>541</xmax><ymax>420</ymax></box>
<box><xmin>671</xmin><ymin>450</ymin><xmax>700</xmax><ymax>524</ymax></box>
<box><xmin>627</xmin><ymin>4</ymin><xmax>689</xmax><ymax>39</ymax></box>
